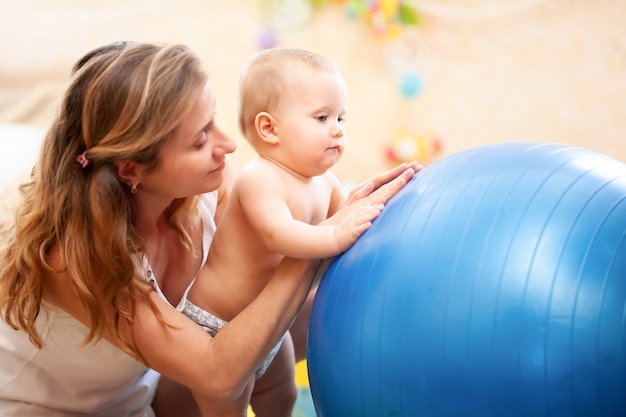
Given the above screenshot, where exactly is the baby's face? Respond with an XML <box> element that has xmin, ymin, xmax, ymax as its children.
<box><xmin>271</xmin><ymin>63</ymin><xmax>348</xmax><ymax>177</ymax></box>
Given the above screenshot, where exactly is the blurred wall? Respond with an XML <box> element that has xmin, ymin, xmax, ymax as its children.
<box><xmin>0</xmin><ymin>0</ymin><xmax>624</xmax><ymax>182</ymax></box>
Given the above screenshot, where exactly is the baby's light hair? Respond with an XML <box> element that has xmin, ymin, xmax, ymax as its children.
<box><xmin>237</xmin><ymin>48</ymin><xmax>338</xmax><ymax>142</ymax></box>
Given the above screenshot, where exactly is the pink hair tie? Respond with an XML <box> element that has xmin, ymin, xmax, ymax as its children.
<box><xmin>76</xmin><ymin>151</ymin><xmax>90</xmax><ymax>168</ymax></box>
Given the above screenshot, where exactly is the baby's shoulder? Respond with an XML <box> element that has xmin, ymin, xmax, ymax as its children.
<box><xmin>235</xmin><ymin>158</ymin><xmax>286</xmax><ymax>189</ymax></box>
<box><xmin>229</xmin><ymin>163</ymin><xmax>286</xmax><ymax>207</ymax></box>
<box><xmin>237</xmin><ymin>158</ymin><xmax>280</xmax><ymax>179</ymax></box>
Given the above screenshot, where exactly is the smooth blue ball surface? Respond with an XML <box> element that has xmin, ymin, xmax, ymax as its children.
<box><xmin>307</xmin><ymin>142</ymin><xmax>626</xmax><ymax>417</ymax></box>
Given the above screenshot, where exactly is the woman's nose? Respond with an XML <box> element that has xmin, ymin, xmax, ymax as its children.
<box><xmin>215</xmin><ymin>126</ymin><xmax>237</xmax><ymax>155</ymax></box>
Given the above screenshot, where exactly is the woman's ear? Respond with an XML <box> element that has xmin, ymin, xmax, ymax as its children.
<box><xmin>255</xmin><ymin>112</ymin><xmax>279</xmax><ymax>145</ymax></box>
<box><xmin>114</xmin><ymin>160</ymin><xmax>142</xmax><ymax>187</ymax></box>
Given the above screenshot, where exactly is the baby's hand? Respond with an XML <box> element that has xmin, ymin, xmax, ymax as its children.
<box><xmin>326</xmin><ymin>202</ymin><xmax>385</xmax><ymax>252</ymax></box>
<box><xmin>344</xmin><ymin>162</ymin><xmax>419</xmax><ymax>208</ymax></box>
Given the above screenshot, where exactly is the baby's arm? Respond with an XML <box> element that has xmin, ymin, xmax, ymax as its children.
<box><xmin>321</xmin><ymin>162</ymin><xmax>421</xmax><ymax>253</ymax></box>
<box><xmin>237</xmin><ymin>167</ymin><xmax>382</xmax><ymax>259</ymax></box>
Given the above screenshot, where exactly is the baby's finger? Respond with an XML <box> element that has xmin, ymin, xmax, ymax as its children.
<box><xmin>366</xmin><ymin>168</ymin><xmax>415</xmax><ymax>205</ymax></box>
<box><xmin>370</xmin><ymin>163</ymin><xmax>410</xmax><ymax>190</ymax></box>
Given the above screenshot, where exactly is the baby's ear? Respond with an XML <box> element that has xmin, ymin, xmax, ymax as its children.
<box><xmin>255</xmin><ymin>112</ymin><xmax>279</xmax><ymax>145</ymax></box>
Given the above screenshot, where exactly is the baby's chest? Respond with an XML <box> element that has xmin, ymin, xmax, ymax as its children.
<box><xmin>287</xmin><ymin>183</ymin><xmax>334</xmax><ymax>224</ymax></box>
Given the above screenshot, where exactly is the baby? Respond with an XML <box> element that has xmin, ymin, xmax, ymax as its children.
<box><xmin>183</xmin><ymin>47</ymin><xmax>410</xmax><ymax>417</ymax></box>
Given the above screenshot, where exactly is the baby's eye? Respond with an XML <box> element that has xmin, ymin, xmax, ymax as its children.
<box><xmin>316</xmin><ymin>115</ymin><xmax>328</xmax><ymax>122</ymax></box>
<box><xmin>338</xmin><ymin>116</ymin><xmax>346</xmax><ymax>123</ymax></box>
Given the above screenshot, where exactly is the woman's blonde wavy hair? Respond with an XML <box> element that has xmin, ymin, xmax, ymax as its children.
<box><xmin>0</xmin><ymin>41</ymin><xmax>207</xmax><ymax>358</ymax></box>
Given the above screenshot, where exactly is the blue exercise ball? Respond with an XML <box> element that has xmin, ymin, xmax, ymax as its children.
<box><xmin>307</xmin><ymin>142</ymin><xmax>626</xmax><ymax>417</ymax></box>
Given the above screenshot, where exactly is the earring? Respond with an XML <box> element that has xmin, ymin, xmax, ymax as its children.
<box><xmin>131</xmin><ymin>182</ymin><xmax>138</xmax><ymax>194</ymax></box>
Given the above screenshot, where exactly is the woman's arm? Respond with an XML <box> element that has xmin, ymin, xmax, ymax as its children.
<box><xmin>133</xmin><ymin>257</ymin><xmax>320</xmax><ymax>401</ymax></box>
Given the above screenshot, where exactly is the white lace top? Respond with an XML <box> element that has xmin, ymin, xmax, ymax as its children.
<box><xmin>0</xmin><ymin>192</ymin><xmax>217</xmax><ymax>416</ymax></box>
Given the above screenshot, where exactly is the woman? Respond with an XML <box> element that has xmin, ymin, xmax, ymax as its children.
<box><xmin>0</xmin><ymin>41</ymin><xmax>416</xmax><ymax>416</ymax></box>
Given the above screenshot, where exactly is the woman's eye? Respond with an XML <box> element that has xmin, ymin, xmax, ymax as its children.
<box><xmin>195</xmin><ymin>130</ymin><xmax>209</xmax><ymax>149</ymax></box>
<box><xmin>195</xmin><ymin>122</ymin><xmax>213</xmax><ymax>148</ymax></box>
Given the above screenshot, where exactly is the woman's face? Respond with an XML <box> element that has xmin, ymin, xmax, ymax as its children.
<box><xmin>137</xmin><ymin>83</ymin><xmax>236</xmax><ymax>200</ymax></box>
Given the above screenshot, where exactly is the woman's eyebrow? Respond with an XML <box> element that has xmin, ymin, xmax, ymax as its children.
<box><xmin>196</xmin><ymin>120</ymin><xmax>211</xmax><ymax>136</ymax></box>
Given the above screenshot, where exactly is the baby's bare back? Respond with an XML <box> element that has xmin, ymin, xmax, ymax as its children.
<box><xmin>190</xmin><ymin>205</ymin><xmax>282</xmax><ymax>321</ymax></box>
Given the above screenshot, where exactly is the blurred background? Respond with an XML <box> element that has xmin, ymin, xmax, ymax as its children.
<box><xmin>0</xmin><ymin>1</ymin><xmax>624</xmax><ymax>415</ymax></box>
<box><xmin>1</xmin><ymin>0</ymin><xmax>625</xmax><ymax>191</ymax></box>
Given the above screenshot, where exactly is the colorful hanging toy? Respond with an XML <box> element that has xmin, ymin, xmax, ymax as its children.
<box><xmin>385</xmin><ymin>130</ymin><xmax>443</xmax><ymax>165</ymax></box>
<box><xmin>346</xmin><ymin>0</ymin><xmax>419</xmax><ymax>37</ymax></box>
